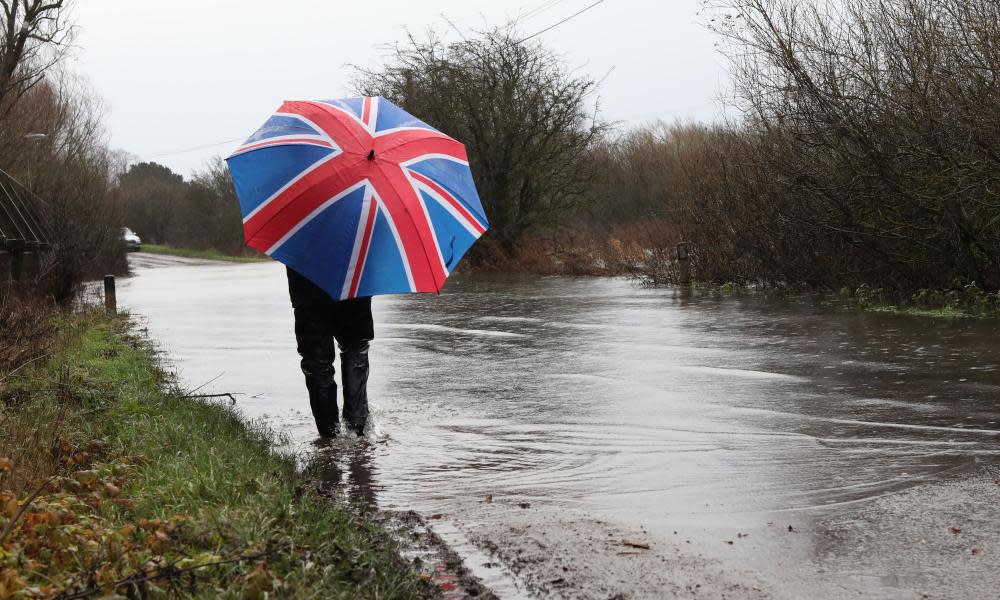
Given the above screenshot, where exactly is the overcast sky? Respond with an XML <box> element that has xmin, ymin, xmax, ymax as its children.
<box><xmin>68</xmin><ymin>0</ymin><xmax>731</xmax><ymax>178</ymax></box>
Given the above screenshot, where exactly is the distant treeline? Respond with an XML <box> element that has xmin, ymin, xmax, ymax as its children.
<box><xmin>7</xmin><ymin>0</ymin><xmax>999</xmax><ymax>302</ymax></box>
<box><xmin>119</xmin><ymin>160</ymin><xmax>244</xmax><ymax>255</ymax></box>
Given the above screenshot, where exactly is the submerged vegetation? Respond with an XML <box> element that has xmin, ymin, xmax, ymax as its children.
<box><xmin>838</xmin><ymin>282</ymin><xmax>1000</xmax><ymax>318</ymax></box>
<box><xmin>0</xmin><ymin>303</ymin><xmax>422</xmax><ymax>598</ymax></box>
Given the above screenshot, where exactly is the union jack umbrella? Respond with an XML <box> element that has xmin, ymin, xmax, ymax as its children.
<box><xmin>225</xmin><ymin>96</ymin><xmax>488</xmax><ymax>299</ymax></box>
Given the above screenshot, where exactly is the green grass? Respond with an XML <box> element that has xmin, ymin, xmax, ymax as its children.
<box><xmin>1</xmin><ymin>311</ymin><xmax>424</xmax><ymax>598</ymax></box>
<box><xmin>837</xmin><ymin>284</ymin><xmax>1000</xmax><ymax>319</ymax></box>
<box><xmin>139</xmin><ymin>244</ymin><xmax>269</xmax><ymax>263</ymax></box>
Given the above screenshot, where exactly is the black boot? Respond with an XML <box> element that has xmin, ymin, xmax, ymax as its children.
<box><xmin>303</xmin><ymin>361</ymin><xmax>339</xmax><ymax>437</ymax></box>
<box><xmin>340</xmin><ymin>340</ymin><xmax>370</xmax><ymax>435</ymax></box>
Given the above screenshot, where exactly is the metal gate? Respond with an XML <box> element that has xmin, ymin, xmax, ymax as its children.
<box><xmin>0</xmin><ymin>169</ymin><xmax>51</xmax><ymax>282</ymax></box>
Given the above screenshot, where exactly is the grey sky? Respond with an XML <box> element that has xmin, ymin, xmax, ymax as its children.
<box><xmin>70</xmin><ymin>0</ymin><xmax>730</xmax><ymax>178</ymax></box>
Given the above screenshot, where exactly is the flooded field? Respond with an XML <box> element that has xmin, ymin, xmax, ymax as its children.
<box><xmin>121</xmin><ymin>254</ymin><xmax>1000</xmax><ymax>598</ymax></box>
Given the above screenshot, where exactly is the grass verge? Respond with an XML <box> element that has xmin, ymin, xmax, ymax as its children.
<box><xmin>0</xmin><ymin>309</ymin><xmax>423</xmax><ymax>598</ymax></box>
<box><xmin>138</xmin><ymin>245</ymin><xmax>269</xmax><ymax>264</ymax></box>
<box><xmin>836</xmin><ymin>283</ymin><xmax>1000</xmax><ymax>319</ymax></box>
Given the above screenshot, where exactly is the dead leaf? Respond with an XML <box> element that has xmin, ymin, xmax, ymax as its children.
<box><xmin>622</xmin><ymin>539</ymin><xmax>650</xmax><ymax>550</ymax></box>
<box><xmin>428</xmin><ymin>513</ymin><xmax>443</xmax><ymax>520</ymax></box>
<box><xmin>73</xmin><ymin>470</ymin><xmax>98</xmax><ymax>485</ymax></box>
<box><xmin>484</xmin><ymin>494</ymin><xmax>493</xmax><ymax>503</ymax></box>
<box><xmin>0</xmin><ymin>458</ymin><xmax>13</xmax><ymax>472</ymax></box>
<box><xmin>949</xmin><ymin>527</ymin><xmax>962</xmax><ymax>535</ymax></box>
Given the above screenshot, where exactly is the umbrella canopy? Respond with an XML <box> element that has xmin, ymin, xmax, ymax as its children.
<box><xmin>226</xmin><ymin>97</ymin><xmax>488</xmax><ymax>299</ymax></box>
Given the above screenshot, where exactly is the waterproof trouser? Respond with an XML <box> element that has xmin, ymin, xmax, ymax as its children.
<box><xmin>287</xmin><ymin>268</ymin><xmax>373</xmax><ymax>436</ymax></box>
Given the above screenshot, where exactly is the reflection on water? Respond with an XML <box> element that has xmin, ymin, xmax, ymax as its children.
<box><xmin>309</xmin><ymin>437</ymin><xmax>378</xmax><ymax>511</ymax></box>
<box><xmin>121</xmin><ymin>258</ymin><xmax>1000</xmax><ymax>593</ymax></box>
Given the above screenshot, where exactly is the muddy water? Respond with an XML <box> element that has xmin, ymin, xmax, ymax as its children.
<box><xmin>120</xmin><ymin>256</ymin><xmax>1000</xmax><ymax>597</ymax></box>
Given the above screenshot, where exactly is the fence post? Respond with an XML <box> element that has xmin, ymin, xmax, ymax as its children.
<box><xmin>0</xmin><ymin>250</ymin><xmax>9</xmax><ymax>283</ymax></box>
<box><xmin>10</xmin><ymin>249</ymin><xmax>23</xmax><ymax>282</ymax></box>
<box><xmin>104</xmin><ymin>275</ymin><xmax>117</xmax><ymax>314</ymax></box>
<box><xmin>676</xmin><ymin>242</ymin><xmax>691</xmax><ymax>286</ymax></box>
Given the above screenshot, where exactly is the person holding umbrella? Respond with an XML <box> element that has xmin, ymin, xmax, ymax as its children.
<box><xmin>226</xmin><ymin>96</ymin><xmax>489</xmax><ymax>438</ymax></box>
<box><xmin>286</xmin><ymin>267</ymin><xmax>372</xmax><ymax>437</ymax></box>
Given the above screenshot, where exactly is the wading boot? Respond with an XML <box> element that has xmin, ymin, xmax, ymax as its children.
<box><xmin>303</xmin><ymin>363</ymin><xmax>339</xmax><ymax>438</ymax></box>
<box><xmin>340</xmin><ymin>340</ymin><xmax>370</xmax><ymax>436</ymax></box>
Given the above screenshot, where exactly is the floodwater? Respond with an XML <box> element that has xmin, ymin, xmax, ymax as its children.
<box><xmin>120</xmin><ymin>255</ymin><xmax>1000</xmax><ymax>598</ymax></box>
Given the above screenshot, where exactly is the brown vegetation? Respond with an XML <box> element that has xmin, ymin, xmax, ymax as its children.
<box><xmin>520</xmin><ymin>0</ymin><xmax>1000</xmax><ymax>298</ymax></box>
<box><xmin>0</xmin><ymin>291</ymin><xmax>52</xmax><ymax>388</ymax></box>
<box><xmin>675</xmin><ymin>0</ymin><xmax>1000</xmax><ymax>294</ymax></box>
<box><xmin>1</xmin><ymin>1</ymin><xmax>126</xmax><ymax>303</ymax></box>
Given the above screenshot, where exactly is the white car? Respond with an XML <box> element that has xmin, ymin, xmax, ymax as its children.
<box><xmin>122</xmin><ymin>227</ymin><xmax>142</xmax><ymax>252</ymax></box>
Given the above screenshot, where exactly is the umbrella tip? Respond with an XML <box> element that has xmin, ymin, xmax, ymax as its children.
<box><xmin>367</xmin><ymin>149</ymin><xmax>375</xmax><ymax>161</ymax></box>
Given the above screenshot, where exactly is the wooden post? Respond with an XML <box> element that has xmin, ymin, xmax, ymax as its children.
<box><xmin>676</xmin><ymin>242</ymin><xmax>691</xmax><ymax>285</ymax></box>
<box><xmin>10</xmin><ymin>249</ymin><xmax>23</xmax><ymax>282</ymax></box>
<box><xmin>104</xmin><ymin>275</ymin><xmax>117</xmax><ymax>314</ymax></box>
<box><xmin>0</xmin><ymin>250</ymin><xmax>10</xmax><ymax>282</ymax></box>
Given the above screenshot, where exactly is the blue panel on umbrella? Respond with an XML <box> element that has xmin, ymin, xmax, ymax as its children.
<box><xmin>227</xmin><ymin>96</ymin><xmax>490</xmax><ymax>298</ymax></box>
<box><xmin>420</xmin><ymin>190</ymin><xmax>479</xmax><ymax>274</ymax></box>
<box><xmin>319</xmin><ymin>98</ymin><xmax>364</xmax><ymax>121</ymax></box>
<box><xmin>227</xmin><ymin>145</ymin><xmax>334</xmax><ymax>219</ymax></box>
<box><xmin>356</xmin><ymin>208</ymin><xmax>412</xmax><ymax>297</ymax></box>
<box><xmin>406</xmin><ymin>158</ymin><xmax>488</xmax><ymax>225</ymax></box>
<box><xmin>375</xmin><ymin>99</ymin><xmax>439</xmax><ymax>134</ymax></box>
<box><xmin>244</xmin><ymin>115</ymin><xmax>322</xmax><ymax>144</ymax></box>
<box><xmin>269</xmin><ymin>185</ymin><xmax>367</xmax><ymax>300</ymax></box>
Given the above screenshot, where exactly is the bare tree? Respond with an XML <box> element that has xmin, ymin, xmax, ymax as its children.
<box><xmin>356</xmin><ymin>25</ymin><xmax>606</xmax><ymax>258</ymax></box>
<box><xmin>187</xmin><ymin>157</ymin><xmax>244</xmax><ymax>254</ymax></box>
<box><xmin>0</xmin><ymin>0</ymin><xmax>72</xmax><ymax>111</ymax></box>
<box><xmin>3</xmin><ymin>72</ymin><xmax>127</xmax><ymax>301</ymax></box>
<box><xmin>685</xmin><ymin>0</ymin><xmax>1000</xmax><ymax>293</ymax></box>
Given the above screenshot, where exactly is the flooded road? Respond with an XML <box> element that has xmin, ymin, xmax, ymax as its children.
<box><xmin>121</xmin><ymin>255</ymin><xmax>1000</xmax><ymax>598</ymax></box>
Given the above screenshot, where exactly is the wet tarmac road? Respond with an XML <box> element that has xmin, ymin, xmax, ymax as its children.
<box><xmin>121</xmin><ymin>254</ymin><xmax>1000</xmax><ymax>598</ymax></box>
